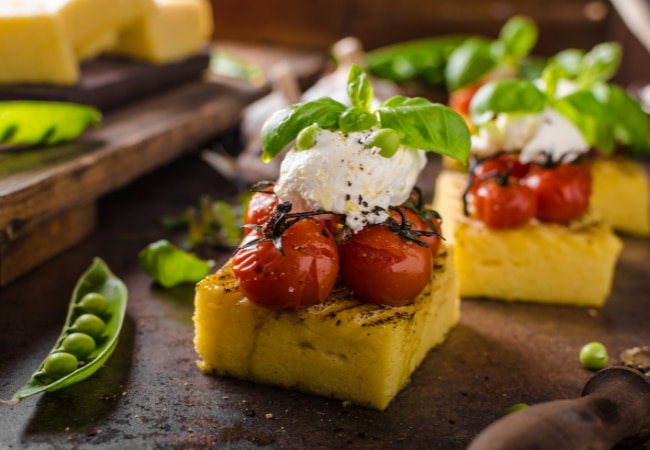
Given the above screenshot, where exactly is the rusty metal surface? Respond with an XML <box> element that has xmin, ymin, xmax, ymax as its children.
<box><xmin>1</xmin><ymin>152</ymin><xmax>649</xmax><ymax>449</ymax></box>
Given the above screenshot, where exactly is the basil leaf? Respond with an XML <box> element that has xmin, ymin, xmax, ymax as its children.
<box><xmin>593</xmin><ymin>83</ymin><xmax>649</xmax><ymax>155</ymax></box>
<box><xmin>553</xmin><ymin>90</ymin><xmax>615</xmax><ymax>153</ymax></box>
<box><xmin>347</xmin><ymin>64</ymin><xmax>373</xmax><ymax>111</ymax></box>
<box><xmin>377</xmin><ymin>96</ymin><xmax>471</xmax><ymax>161</ymax></box>
<box><xmin>339</xmin><ymin>107</ymin><xmax>378</xmax><ymax>133</ymax></box>
<box><xmin>365</xmin><ymin>36</ymin><xmax>466</xmax><ymax>87</ymax></box>
<box><xmin>498</xmin><ymin>15</ymin><xmax>538</xmax><ymax>59</ymax></box>
<box><xmin>470</xmin><ymin>80</ymin><xmax>546</xmax><ymax>126</ymax></box>
<box><xmin>579</xmin><ymin>42</ymin><xmax>621</xmax><ymax>85</ymax></box>
<box><xmin>0</xmin><ymin>101</ymin><xmax>100</xmax><ymax>146</ymax></box>
<box><xmin>139</xmin><ymin>239</ymin><xmax>212</xmax><ymax>288</ymax></box>
<box><xmin>260</xmin><ymin>97</ymin><xmax>346</xmax><ymax>161</ymax></box>
<box><xmin>552</xmin><ymin>48</ymin><xmax>585</xmax><ymax>79</ymax></box>
<box><xmin>445</xmin><ymin>37</ymin><xmax>496</xmax><ymax>91</ymax></box>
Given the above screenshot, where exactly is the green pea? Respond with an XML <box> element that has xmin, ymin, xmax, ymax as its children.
<box><xmin>364</xmin><ymin>128</ymin><xmax>400</xmax><ymax>158</ymax></box>
<box><xmin>78</xmin><ymin>292</ymin><xmax>109</xmax><ymax>316</ymax></box>
<box><xmin>59</xmin><ymin>332</ymin><xmax>96</xmax><ymax>360</ymax></box>
<box><xmin>70</xmin><ymin>314</ymin><xmax>106</xmax><ymax>339</ymax></box>
<box><xmin>579</xmin><ymin>341</ymin><xmax>608</xmax><ymax>370</ymax></box>
<box><xmin>43</xmin><ymin>352</ymin><xmax>78</xmax><ymax>379</ymax></box>
<box><xmin>295</xmin><ymin>124</ymin><xmax>321</xmax><ymax>151</ymax></box>
<box><xmin>506</xmin><ymin>403</ymin><xmax>529</xmax><ymax>415</ymax></box>
<box><xmin>4</xmin><ymin>258</ymin><xmax>127</xmax><ymax>405</ymax></box>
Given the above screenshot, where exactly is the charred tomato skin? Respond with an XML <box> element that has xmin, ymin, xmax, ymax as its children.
<box><xmin>473</xmin><ymin>178</ymin><xmax>537</xmax><ymax>229</ymax></box>
<box><xmin>522</xmin><ymin>161</ymin><xmax>592</xmax><ymax>223</ymax></box>
<box><xmin>339</xmin><ymin>224</ymin><xmax>432</xmax><ymax>306</ymax></box>
<box><xmin>232</xmin><ymin>218</ymin><xmax>339</xmax><ymax>310</ymax></box>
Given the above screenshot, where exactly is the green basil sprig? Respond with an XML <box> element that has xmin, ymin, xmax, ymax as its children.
<box><xmin>445</xmin><ymin>15</ymin><xmax>538</xmax><ymax>91</ymax></box>
<box><xmin>261</xmin><ymin>64</ymin><xmax>471</xmax><ymax>163</ymax></box>
<box><xmin>139</xmin><ymin>239</ymin><xmax>213</xmax><ymax>288</ymax></box>
<box><xmin>0</xmin><ymin>101</ymin><xmax>101</xmax><ymax>147</ymax></box>
<box><xmin>1</xmin><ymin>258</ymin><xmax>127</xmax><ymax>404</ymax></box>
<box><xmin>365</xmin><ymin>35</ymin><xmax>466</xmax><ymax>88</ymax></box>
<box><xmin>470</xmin><ymin>40</ymin><xmax>649</xmax><ymax>156</ymax></box>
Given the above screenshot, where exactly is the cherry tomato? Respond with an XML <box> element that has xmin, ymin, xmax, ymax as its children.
<box><xmin>244</xmin><ymin>185</ymin><xmax>278</xmax><ymax>231</ymax></box>
<box><xmin>473</xmin><ymin>178</ymin><xmax>537</xmax><ymax>229</ymax></box>
<box><xmin>339</xmin><ymin>224</ymin><xmax>432</xmax><ymax>306</ymax></box>
<box><xmin>470</xmin><ymin>153</ymin><xmax>530</xmax><ymax>187</ymax></box>
<box><xmin>392</xmin><ymin>206</ymin><xmax>442</xmax><ymax>257</ymax></box>
<box><xmin>522</xmin><ymin>161</ymin><xmax>591</xmax><ymax>223</ymax></box>
<box><xmin>449</xmin><ymin>83</ymin><xmax>482</xmax><ymax>121</ymax></box>
<box><xmin>232</xmin><ymin>218</ymin><xmax>339</xmax><ymax>310</ymax></box>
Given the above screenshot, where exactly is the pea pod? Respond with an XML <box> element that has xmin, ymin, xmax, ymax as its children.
<box><xmin>1</xmin><ymin>258</ymin><xmax>127</xmax><ymax>404</ymax></box>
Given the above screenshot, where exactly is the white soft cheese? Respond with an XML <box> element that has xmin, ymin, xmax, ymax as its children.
<box><xmin>470</xmin><ymin>107</ymin><xmax>589</xmax><ymax>164</ymax></box>
<box><xmin>274</xmin><ymin>129</ymin><xmax>427</xmax><ymax>233</ymax></box>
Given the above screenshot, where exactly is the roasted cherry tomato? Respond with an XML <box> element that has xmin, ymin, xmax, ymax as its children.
<box><xmin>339</xmin><ymin>222</ymin><xmax>432</xmax><ymax>306</ymax></box>
<box><xmin>449</xmin><ymin>82</ymin><xmax>482</xmax><ymax>122</ymax></box>
<box><xmin>473</xmin><ymin>177</ymin><xmax>537</xmax><ymax>229</ymax></box>
<box><xmin>244</xmin><ymin>184</ymin><xmax>278</xmax><ymax>231</ymax></box>
<box><xmin>522</xmin><ymin>161</ymin><xmax>591</xmax><ymax>223</ymax></box>
<box><xmin>392</xmin><ymin>206</ymin><xmax>442</xmax><ymax>257</ymax></box>
<box><xmin>232</xmin><ymin>217</ymin><xmax>339</xmax><ymax>310</ymax></box>
<box><xmin>471</xmin><ymin>152</ymin><xmax>530</xmax><ymax>186</ymax></box>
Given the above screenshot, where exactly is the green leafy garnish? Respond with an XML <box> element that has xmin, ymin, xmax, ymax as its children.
<box><xmin>470</xmin><ymin>80</ymin><xmax>546</xmax><ymax>126</ymax></box>
<box><xmin>445</xmin><ymin>15</ymin><xmax>538</xmax><ymax>91</ymax></box>
<box><xmin>260</xmin><ymin>65</ymin><xmax>471</xmax><ymax>163</ymax></box>
<box><xmin>469</xmin><ymin>40</ymin><xmax>649</xmax><ymax>156</ymax></box>
<box><xmin>0</xmin><ymin>101</ymin><xmax>101</xmax><ymax>147</ymax></box>
<box><xmin>365</xmin><ymin>35</ymin><xmax>466</xmax><ymax>88</ymax></box>
<box><xmin>139</xmin><ymin>240</ymin><xmax>213</xmax><ymax>288</ymax></box>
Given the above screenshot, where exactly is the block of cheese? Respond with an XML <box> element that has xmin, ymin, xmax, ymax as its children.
<box><xmin>46</xmin><ymin>0</ymin><xmax>155</xmax><ymax>60</ymax></box>
<box><xmin>590</xmin><ymin>156</ymin><xmax>650</xmax><ymax>237</ymax></box>
<box><xmin>112</xmin><ymin>0</ymin><xmax>212</xmax><ymax>64</ymax></box>
<box><xmin>0</xmin><ymin>2</ymin><xmax>78</xmax><ymax>85</ymax></box>
<box><xmin>194</xmin><ymin>247</ymin><xmax>459</xmax><ymax>410</ymax></box>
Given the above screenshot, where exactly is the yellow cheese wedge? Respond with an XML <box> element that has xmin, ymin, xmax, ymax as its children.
<box><xmin>112</xmin><ymin>0</ymin><xmax>211</xmax><ymax>64</ymax></box>
<box><xmin>194</xmin><ymin>247</ymin><xmax>459</xmax><ymax>410</ymax></box>
<box><xmin>0</xmin><ymin>2</ymin><xmax>78</xmax><ymax>85</ymax></box>
<box><xmin>45</xmin><ymin>0</ymin><xmax>155</xmax><ymax>60</ymax></box>
<box><xmin>433</xmin><ymin>169</ymin><xmax>623</xmax><ymax>307</ymax></box>
<box><xmin>590</xmin><ymin>156</ymin><xmax>650</xmax><ymax>237</ymax></box>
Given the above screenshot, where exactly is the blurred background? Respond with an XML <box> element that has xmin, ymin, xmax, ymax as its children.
<box><xmin>208</xmin><ymin>0</ymin><xmax>650</xmax><ymax>85</ymax></box>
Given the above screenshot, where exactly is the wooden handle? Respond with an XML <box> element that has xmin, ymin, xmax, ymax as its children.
<box><xmin>468</xmin><ymin>367</ymin><xmax>650</xmax><ymax>450</ymax></box>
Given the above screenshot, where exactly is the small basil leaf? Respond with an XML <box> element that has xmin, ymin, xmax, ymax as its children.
<box><xmin>347</xmin><ymin>64</ymin><xmax>373</xmax><ymax>111</ymax></box>
<box><xmin>593</xmin><ymin>83</ymin><xmax>649</xmax><ymax>155</ymax></box>
<box><xmin>139</xmin><ymin>240</ymin><xmax>212</xmax><ymax>288</ymax></box>
<box><xmin>498</xmin><ymin>15</ymin><xmax>538</xmax><ymax>59</ymax></box>
<box><xmin>339</xmin><ymin>107</ymin><xmax>378</xmax><ymax>133</ymax></box>
<box><xmin>445</xmin><ymin>37</ymin><xmax>496</xmax><ymax>91</ymax></box>
<box><xmin>553</xmin><ymin>90</ymin><xmax>615</xmax><ymax>153</ymax></box>
<box><xmin>579</xmin><ymin>42</ymin><xmax>621</xmax><ymax>85</ymax></box>
<box><xmin>470</xmin><ymin>80</ymin><xmax>546</xmax><ymax>126</ymax></box>
<box><xmin>260</xmin><ymin>97</ymin><xmax>346</xmax><ymax>161</ymax></box>
<box><xmin>377</xmin><ymin>96</ymin><xmax>470</xmax><ymax>162</ymax></box>
<box><xmin>552</xmin><ymin>48</ymin><xmax>585</xmax><ymax>79</ymax></box>
<box><xmin>0</xmin><ymin>101</ymin><xmax>101</xmax><ymax>146</ymax></box>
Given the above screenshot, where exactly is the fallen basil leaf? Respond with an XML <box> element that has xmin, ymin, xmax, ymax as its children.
<box><xmin>139</xmin><ymin>240</ymin><xmax>213</xmax><ymax>288</ymax></box>
<box><xmin>0</xmin><ymin>101</ymin><xmax>101</xmax><ymax>147</ymax></box>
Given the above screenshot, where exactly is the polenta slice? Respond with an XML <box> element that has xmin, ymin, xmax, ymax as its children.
<box><xmin>194</xmin><ymin>246</ymin><xmax>459</xmax><ymax>410</ymax></box>
<box><xmin>433</xmin><ymin>169</ymin><xmax>623</xmax><ymax>306</ymax></box>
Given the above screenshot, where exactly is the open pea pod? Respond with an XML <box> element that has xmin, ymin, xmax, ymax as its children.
<box><xmin>1</xmin><ymin>258</ymin><xmax>128</xmax><ymax>404</ymax></box>
<box><xmin>0</xmin><ymin>100</ymin><xmax>101</xmax><ymax>147</ymax></box>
